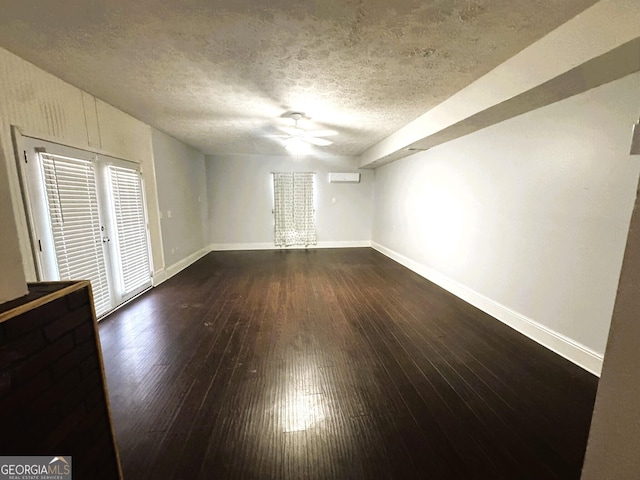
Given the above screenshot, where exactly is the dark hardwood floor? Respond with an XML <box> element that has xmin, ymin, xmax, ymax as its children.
<box><xmin>98</xmin><ymin>248</ymin><xmax>598</xmax><ymax>479</ymax></box>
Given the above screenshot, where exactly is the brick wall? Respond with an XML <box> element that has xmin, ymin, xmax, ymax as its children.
<box><xmin>0</xmin><ymin>282</ymin><xmax>121</xmax><ymax>479</ymax></box>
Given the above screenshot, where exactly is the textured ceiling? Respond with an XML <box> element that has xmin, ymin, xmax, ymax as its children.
<box><xmin>0</xmin><ymin>0</ymin><xmax>598</xmax><ymax>157</ymax></box>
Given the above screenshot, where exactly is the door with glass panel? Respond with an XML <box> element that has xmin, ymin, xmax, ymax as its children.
<box><xmin>21</xmin><ymin>137</ymin><xmax>152</xmax><ymax>318</ymax></box>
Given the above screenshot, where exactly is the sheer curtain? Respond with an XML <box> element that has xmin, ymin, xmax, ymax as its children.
<box><xmin>273</xmin><ymin>172</ymin><xmax>317</xmax><ymax>247</ymax></box>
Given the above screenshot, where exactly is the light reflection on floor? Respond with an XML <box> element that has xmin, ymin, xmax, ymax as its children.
<box><xmin>281</xmin><ymin>391</ymin><xmax>327</xmax><ymax>433</ymax></box>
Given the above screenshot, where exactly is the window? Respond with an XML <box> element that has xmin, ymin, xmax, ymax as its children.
<box><xmin>108</xmin><ymin>164</ymin><xmax>152</xmax><ymax>296</ymax></box>
<box><xmin>40</xmin><ymin>152</ymin><xmax>113</xmax><ymax>316</ymax></box>
<box><xmin>273</xmin><ymin>172</ymin><xmax>317</xmax><ymax>247</ymax></box>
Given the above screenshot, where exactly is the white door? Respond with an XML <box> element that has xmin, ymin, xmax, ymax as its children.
<box><xmin>21</xmin><ymin>137</ymin><xmax>152</xmax><ymax>318</ymax></box>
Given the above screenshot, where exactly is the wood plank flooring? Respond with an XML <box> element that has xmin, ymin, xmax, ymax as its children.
<box><xmin>98</xmin><ymin>248</ymin><xmax>598</xmax><ymax>479</ymax></box>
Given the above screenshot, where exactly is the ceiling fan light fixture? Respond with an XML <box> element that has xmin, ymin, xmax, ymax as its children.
<box><xmin>285</xmin><ymin>136</ymin><xmax>311</xmax><ymax>154</ymax></box>
<box><xmin>272</xmin><ymin>111</ymin><xmax>336</xmax><ymax>153</ymax></box>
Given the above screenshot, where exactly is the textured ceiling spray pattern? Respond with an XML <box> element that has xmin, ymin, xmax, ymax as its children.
<box><xmin>0</xmin><ymin>0</ymin><xmax>598</xmax><ymax>156</ymax></box>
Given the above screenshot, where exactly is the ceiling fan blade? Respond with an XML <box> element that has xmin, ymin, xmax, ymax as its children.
<box><xmin>264</xmin><ymin>131</ymin><xmax>290</xmax><ymax>137</ymax></box>
<box><xmin>304</xmin><ymin>129</ymin><xmax>338</xmax><ymax>137</ymax></box>
<box><xmin>277</xmin><ymin>126</ymin><xmax>299</xmax><ymax>136</ymax></box>
<box><xmin>303</xmin><ymin>137</ymin><xmax>333</xmax><ymax>146</ymax></box>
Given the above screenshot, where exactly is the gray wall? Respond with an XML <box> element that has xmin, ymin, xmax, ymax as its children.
<box><xmin>206</xmin><ymin>154</ymin><xmax>373</xmax><ymax>248</ymax></box>
<box><xmin>582</xmin><ymin>165</ymin><xmax>640</xmax><ymax>478</ymax></box>
<box><xmin>371</xmin><ymin>72</ymin><xmax>640</xmax><ymax>373</ymax></box>
<box><xmin>152</xmin><ymin>129</ymin><xmax>208</xmax><ymax>268</ymax></box>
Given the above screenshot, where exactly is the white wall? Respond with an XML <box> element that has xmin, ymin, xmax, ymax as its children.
<box><xmin>0</xmin><ymin>46</ymin><xmax>166</xmax><ymax>291</ymax></box>
<box><xmin>372</xmin><ymin>72</ymin><xmax>640</xmax><ymax>374</ymax></box>
<box><xmin>206</xmin><ymin>154</ymin><xmax>373</xmax><ymax>249</ymax></box>
<box><xmin>152</xmin><ymin>128</ymin><xmax>208</xmax><ymax>276</ymax></box>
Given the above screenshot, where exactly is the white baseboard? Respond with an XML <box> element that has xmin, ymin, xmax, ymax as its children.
<box><xmin>316</xmin><ymin>241</ymin><xmax>372</xmax><ymax>249</ymax></box>
<box><xmin>372</xmin><ymin>242</ymin><xmax>603</xmax><ymax>376</ymax></box>
<box><xmin>209</xmin><ymin>241</ymin><xmax>371</xmax><ymax>251</ymax></box>
<box><xmin>164</xmin><ymin>246</ymin><xmax>212</xmax><ymax>280</ymax></box>
<box><xmin>209</xmin><ymin>242</ymin><xmax>275</xmax><ymax>251</ymax></box>
<box><xmin>152</xmin><ymin>269</ymin><xmax>168</xmax><ymax>286</ymax></box>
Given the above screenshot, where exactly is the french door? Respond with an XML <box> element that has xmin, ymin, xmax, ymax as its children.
<box><xmin>21</xmin><ymin>137</ymin><xmax>152</xmax><ymax>318</ymax></box>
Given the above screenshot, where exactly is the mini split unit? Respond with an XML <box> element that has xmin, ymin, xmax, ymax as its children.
<box><xmin>328</xmin><ymin>172</ymin><xmax>360</xmax><ymax>183</ymax></box>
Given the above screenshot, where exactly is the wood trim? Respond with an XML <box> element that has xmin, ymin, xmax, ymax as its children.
<box><xmin>0</xmin><ymin>280</ymin><xmax>91</xmax><ymax>324</ymax></box>
<box><xmin>85</xmin><ymin>281</ymin><xmax>125</xmax><ymax>480</ymax></box>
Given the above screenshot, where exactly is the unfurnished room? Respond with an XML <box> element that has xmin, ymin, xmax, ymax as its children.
<box><xmin>1</xmin><ymin>1</ymin><xmax>640</xmax><ymax>479</ymax></box>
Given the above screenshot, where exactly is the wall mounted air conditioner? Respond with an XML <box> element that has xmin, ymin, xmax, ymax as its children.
<box><xmin>329</xmin><ymin>172</ymin><xmax>360</xmax><ymax>183</ymax></box>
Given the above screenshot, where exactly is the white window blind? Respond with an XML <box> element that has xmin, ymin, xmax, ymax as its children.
<box><xmin>108</xmin><ymin>165</ymin><xmax>151</xmax><ymax>296</ymax></box>
<box><xmin>40</xmin><ymin>153</ymin><xmax>112</xmax><ymax>317</ymax></box>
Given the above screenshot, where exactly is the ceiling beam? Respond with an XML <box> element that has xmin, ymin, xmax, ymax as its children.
<box><xmin>359</xmin><ymin>0</ymin><xmax>640</xmax><ymax>169</ymax></box>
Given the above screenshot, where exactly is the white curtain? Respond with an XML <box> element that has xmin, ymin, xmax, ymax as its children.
<box><xmin>273</xmin><ymin>172</ymin><xmax>317</xmax><ymax>247</ymax></box>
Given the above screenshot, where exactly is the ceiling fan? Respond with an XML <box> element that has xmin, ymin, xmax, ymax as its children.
<box><xmin>271</xmin><ymin>112</ymin><xmax>338</xmax><ymax>153</ymax></box>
